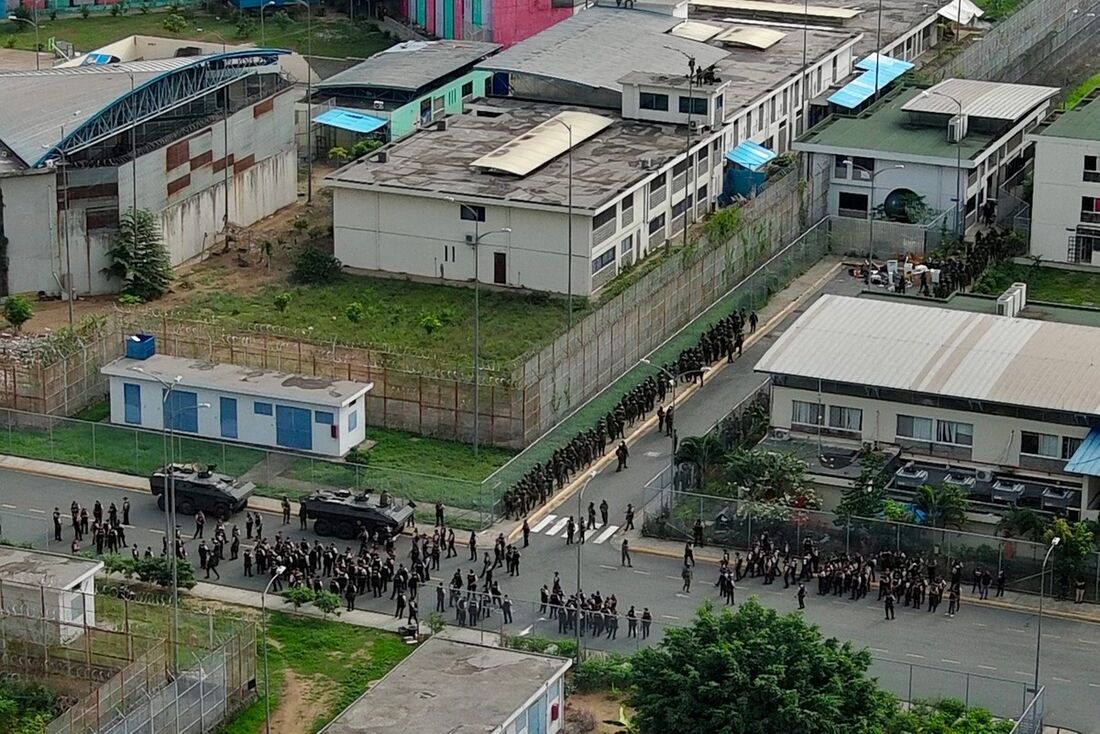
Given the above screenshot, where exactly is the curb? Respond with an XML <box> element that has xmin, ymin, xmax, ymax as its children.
<box><xmin>506</xmin><ymin>261</ymin><xmax>843</xmax><ymax>545</ymax></box>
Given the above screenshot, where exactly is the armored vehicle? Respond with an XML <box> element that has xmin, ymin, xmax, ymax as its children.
<box><xmin>300</xmin><ymin>489</ymin><xmax>414</xmax><ymax>539</ymax></box>
<box><xmin>149</xmin><ymin>463</ymin><xmax>255</xmax><ymax>520</ymax></box>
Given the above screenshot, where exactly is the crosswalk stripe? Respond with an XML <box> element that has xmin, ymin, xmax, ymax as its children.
<box><xmin>593</xmin><ymin>525</ymin><xmax>619</xmax><ymax>544</ymax></box>
<box><xmin>530</xmin><ymin>515</ymin><xmax>557</xmax><ymax>533</ymax></box>
<box><xmin>547</xmin><ymin>517</ymin><xmax>569</xmax><ymax>536</ymax></box>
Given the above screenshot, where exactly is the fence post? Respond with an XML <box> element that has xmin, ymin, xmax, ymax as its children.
<box><xmin>964</xmin><ymin>673</ymin><xmax>970</xmax><ymax>708</ymax></box>
<box><xmin>907</xmin><ymin>664</ymin><xmax>913</xmax><ymax>705</ymax></box>
<box><xmin>92</xmin><ymin>421</ymin><xmax>97</xmax><ymax>468</ymax></box>
<box><xmin>845</xmin><ymin>520</ymin><xmax>851</xmax><ymax>555</ymax></box>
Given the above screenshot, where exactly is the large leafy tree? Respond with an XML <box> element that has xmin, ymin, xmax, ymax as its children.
<box><xmin>836</xmin><ymin>450</ymin><xmax>888</xmax><ymax>522</ymax></box>
<box><xmin>996</xmin><ymin>507</ymin><xmax>1049</xmax><ymax>542</ymax></box>
<box><xmin>914</xmin><ymin>482</ymin><xmax>969</xmax><ymax>529</ymax></box>
<box><xmin>1045</xmin><ymin>517</ymin><xmax>1094</xmax><ymax>581</ymax></box>
<box><xmin>630</xmin><ymin>599</ymin><xmax>897</xmax><ymax>734</ymax></box>
<box><xmin>722</xmin><ymin>448</ymin><xmax>819</xmax><ymax>508</ymax></box>
<box><xmin>674</xmin><ymin>433</ymin><xmax>726</xmax><ymax>491</ymax></box>
<box><xmin>103</xmin><ymin>208</ymin><xmax>172</xmax><ymax>302</ymax></box>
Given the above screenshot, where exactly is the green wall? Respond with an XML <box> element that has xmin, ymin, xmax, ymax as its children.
<box><xmin>389</xmin><ymin>70</ymin><xmax>491</xmax><ymax>140</ymax></box>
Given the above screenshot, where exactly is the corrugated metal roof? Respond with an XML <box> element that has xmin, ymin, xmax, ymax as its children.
<box><xmin>470</xmin><ymin>111</ymin><xmax>613</xmax><ymax>177</ymax></box>
<box><xmin>688</xmin><ymin>0</ymin><xmax>862</xmax><ymax>21</ymax></box>
<box><xmin>828</xmin><ymin>53</ymin><xmax>913</xmax><ymax>109</ymax></box>
<box><xmin>1065</xmin><ymin>427</ymin><xmax>1100</xmax><ymax>476</ymax></box>
<box><xmin>313</xmin><ymin>108</ymin><xmax>388</xmax><ymax>134</ymax></box>
<box><xmin>316</xmin><ymin>40</ymin><xmax>500</xmax><ymax>92</ymax></box>
<box><xmin>901</xmin><ymin>78</ymin><xmax>1059</xmax><ymax>121</ymax></box>
<box><xmin>755</xmin><ymin>295</ymin><xmax>1100</xmax><ymax>418</ymax></box>
<box><xmin>725</xmin><ymin>139</ymin><xmax>776</xmax><ymax>170</ymax></box>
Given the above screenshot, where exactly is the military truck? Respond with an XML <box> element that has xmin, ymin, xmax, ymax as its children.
<box><xmin>149</xmin><ymin>463</ymin><xmax>255</xmax><ymax>520</ymax></box>
<box><xmin>300</xmin><ymin>489</ymin><xmax>414</xmax><ymax>539</ymax></box>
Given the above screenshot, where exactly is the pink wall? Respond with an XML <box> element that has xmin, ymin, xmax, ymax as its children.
<box><xmin>490</xmin><ymin>0</ymin><xmax>574</xmax><ymax>47</ymax></box>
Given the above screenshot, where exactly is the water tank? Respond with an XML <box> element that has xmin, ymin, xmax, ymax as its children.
<box><xmin>125</xmin><ymin>334</ymin><xmax>156</xmax><ymax>360</ymax></box>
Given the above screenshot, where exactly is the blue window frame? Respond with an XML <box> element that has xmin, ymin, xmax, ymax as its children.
<box><xmin>220</xmin><ymin>397</ymin><xmax>238</xmax><ymax>439</ymax></box>
<box><xmin>254</xmin><ymin>401</ymin><xmax>273</xmax><ymax>416</ymax></box>
<box><xmin>163</xmin><ymin>389</ymin><xmax>198</xmax><ymax>432</ymax></box>
<box><xmin>348</xmin><ymin>409</ymin><xmax>358</xmax><ymax>432</ymax></box>
<box><xmin>315</xmin><ymin>411</ymin><xmax>334</xmax><ymax>425</ymax></box>
<box><xmin>123</xmin><ymin>383</ymin><xmax>141</xmax><ymax>424</ymax></box>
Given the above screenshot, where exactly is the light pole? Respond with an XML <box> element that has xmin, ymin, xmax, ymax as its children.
<box><xmin>7</xmin><ymin>13</ymin><xmax>39</xmax><ymax>70</ymax></box>
<box><xmin>259</xmin><ymin>0</ymin><xmax>276</xmax><ymax>46</ymax></box>
<box><xmin>666</xmin><ymin>47</ymin><xmax>697</xmax><ymax>247</ymax></box>
<box><xmin>641</xmin><ymin>358</ymin><xmax>708</xmax><ymax>486</ymax></box>
<box><xmin>574</xmin><ymin>470</ymin><xmax>597</xmax><ymax>656</ymax></box>
<box><xmin>58</xmin><ymin>122</ymin><xmax>75</xmax><ymax>329</ymax></box>
<box><xmin>849</xmin><ymin>162</ymin><xmax>904</xmax><ymax>260</ymax></box>
<box><xmin>295</xmin><ymin>0</ymin><xmax>314</xmax><ymax>203</ymax></box>
<box><xmin>447</xmin><ymin>197</ymin><xmax>510</xmax><ymax>457</ymax></box>
<box><xmin>128</xmin><ymin>72</ymin><xmax>139</xmax><ymax>274</ymax></box>
<box><xmin>547</xmin><ymin>118</ymin><xmax>574</xmax><ymax>330</ymax></box>
<box><xmin>1034</xmin><ymin>535</ymin><xmax>1060</xmax><ymax>693</ymax></box>
<box><xmin>262</xmin><ymin>564</ymin><xmax>287</xmax><ymax>734</ymax></box>
<box><xmin>921</xmin><ymin>89</ymin><xmax>964</xmax><ymax>239</ymax></box>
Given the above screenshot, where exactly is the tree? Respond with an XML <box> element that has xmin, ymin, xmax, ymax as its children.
<box><xmin>892</xmin><ymin>698</ymin><xmax>1013</xmax><ymax>733</ymax></box>
<box><xmin>1045</xmin><ymin>517</ymin><xmax>1094</xmax><ymax>582</ymax></box>
<box><xmin>722</xmin><ymin>449</ymin><xmax>819</xmax><ymax>508</ymax></box>
<box><xmin>674</xmin><ymin>433</ymin><xmax>725</xmax><ymax>491</ymax></box>
<box><xmin>103</xmin><ymin>209</ymin><xmax>171</xmax><ymax>302</ymax></box>
<box><xmin>2</xmin><ymin>295</ymin><xmax>34</xmax><ymax>332</ymax></box>
<box><xmin>630</xmin><ymin>599</ymin><xmax>897</xmax><ymax>734</ymax></box>
<box><xmin>291</xmin><ymin>247</ymin><xmax>342</xmax><ymax>284</ymax></box>
<box><xmin>914</xmin><ymin>483</ymin><xmax>969</xmax><ymax>529</ymax></box>
<box><xmin>313</xmin><ymin>590</ymin><xmax>341</xmax><ymax>618</ymax></box>
<box><xmin>996</xmin><ymin>507</ymin><xmax>1049</xmax><ymax>542</ymax></box>
<box><xmin>328</xmin><ymin>146</ymin><xmax>349</xmax><ymax>164</ymax></box>
<box><xmin>836</xmin><ymin>451</ymin><xmax>888</xmax><ymax>522</ymax></box>
<box><xmin>162</xmin><ymin>12</ymin><xmax>186</xmax><ymax>32</ymax></box>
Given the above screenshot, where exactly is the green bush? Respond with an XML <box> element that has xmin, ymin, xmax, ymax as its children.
<box><xmin>80</xmin><ymin>4</ymin><xmax>90</xmax><ymax>17</ymax></box>
<box><xmin>235</xmin><ymin>16</ymin><xmax>257</xmax><ymax>39</ymax></box>
<box><xmin>291</xmin><ymin>247</ymin><xmax>342</xmax><ymax>284</ymax></box>
<box><xmin>573</xmin><ymin>653</ymin><xmax>633</xmax><ymax>692</ymax></box>
<box><xmin>97</xmin><ymin>553</ymin><xmax>196</xmax><ymax>589</ymax></box>
<box><xmin>273</xmin><ymin>292</ymin><xmax>292</xmax><ymax>313</ymax></box>
<box><xmin>162</xmin><ymin>12</ymin><xmax>186</xmax><ymax>31</ymax></box>
<box><xmin>345</xmin><ymin>301</ymin><xmax>365</xmax><ymax>323</ymax></box>
<box><xmin>282</xmin><ymin>586</ymin><xmax>316</xmax><ymax>608</ymax></box>
<box><xmin>314</xmin><ymin>590</ymin><xmax>341</xmax><ymax>618</ymax></box>
<box><xmin>2</xmin><ymin>295</ymin><xmax>34</xmax><ymax>332</ymax></box>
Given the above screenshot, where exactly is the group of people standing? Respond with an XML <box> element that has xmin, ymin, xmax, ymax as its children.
<box><xmin>58</xmin><ymin>498</ymin><xmax>131</xmax><ymax>555</ymax></box>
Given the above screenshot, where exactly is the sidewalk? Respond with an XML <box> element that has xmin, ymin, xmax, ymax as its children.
<box><xmin>189</xmin><ymin>581</ymin><xmax>502</xmax><ymax>647</ymax></box>
<box><xmin>629</xmin><ymin>534</ymin><xmax>1100</xmax><ymax>626</ymax></box>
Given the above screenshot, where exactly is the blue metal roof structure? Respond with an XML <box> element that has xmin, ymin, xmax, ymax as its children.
<box><xmin>313</xmin><ymin>108</ymin><xmax>389</xmax><ymax>134</ymax></box>
<box><xmin>1065</xmin><ymin>427</ymin><xmax>1100</xmax><ymax>477</ymax></box>
<box><xmin>828</xmin><ymin>53</ymin><xmax>915</xmax><ymax>109</ymax></box>
<box><xmin>725</xmin><ymin>140</ymin><xmax>776</xmax><ymax>171</ymax></box>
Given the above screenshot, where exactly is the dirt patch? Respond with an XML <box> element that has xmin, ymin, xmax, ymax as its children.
<box><xmin>566</xmin><ymin>691</ymin><xmax>630</xmax><ymax>734</ymax></box>
<box><xmin>270</xmin><ymin>670</ymin><xmax>334</xmax><ymax>734</ymax></box>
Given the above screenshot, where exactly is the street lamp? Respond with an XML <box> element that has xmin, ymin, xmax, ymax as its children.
<box><xmin>446</xmin><ymin>196</ymin><xmax>510</xmax><ymax>457</ymax></box>
<box><xmin>259</xmin><ymin>0</ymin><xmax>276</xmax><ymax>46</ymax></box>
<box><xmin>295</xmin><ymin>0</ymin><xmax>314</xmax><ymax>203</ymax></box>
<box><xmin>547</xmin><ymin>118</ymin><xmax>575</xmax><ymax>330</ymax></box>
<box><xmin>920</xmin><ymin>89</ymin><xmax>965</xmax><ymax>239</ymax></box>
<box><xmin>262</xmin><ymin>564</ymin><xmax>287</xmax><ymax>734</ymax></box>
<box><xmin>7</xmin><ymin>14</ymin><xmax>40</xmax><ymax>71</ymax></box>
<box><xmin>665</xmin><ymin>46</ymin><xmax>697</xmax><ymax>248</ymax></box>
<box><xmin>849</xmin><ymin>162</ymin><xmax>904</xmax><ymax>260</ymax></box>
<box><xmin>1034</xmin><ymin>535</ymin><xmax>1060</xmax><ymax>693</ymax></box>
<box><xmin>574</xmin><ymin>470</ymin><xmax>597</xmax><ymax>656</ymax></box>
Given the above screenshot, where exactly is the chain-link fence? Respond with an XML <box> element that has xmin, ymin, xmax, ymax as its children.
<box><xmin>640</xmin><ymin>490</ymin><xmax>1100</xmax><ymax>602</ymax></box>
<box><xmin>1010</xmin><ymin>687</ymin><xmax>1044</xmax><ymax>734</ymax></box>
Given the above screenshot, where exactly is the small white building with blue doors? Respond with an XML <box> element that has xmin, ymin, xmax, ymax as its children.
<box><xmin>101</xmin><ymin>342</ymin><xmax>372</xmax><ymax>457</ymax></box>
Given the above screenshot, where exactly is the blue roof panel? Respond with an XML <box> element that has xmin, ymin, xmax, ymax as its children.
<box><xmin>1065</xmin><ymin>426</ymin><xmax>1100</xmax><ymax>477</ymax></box>
<box><xmin>724</xmin><ymin>140</ymin><xmax>776</xmax><ymax>172</ymax></box>
<box><xmin>313</xmin><ymin>108</ymin><xmax>388</xmax><ymax>134</ymax></box>
<box><xmin>828</xmin><ymin>53</ymin><xmax>915</xmax><ymax>109</ymax></box>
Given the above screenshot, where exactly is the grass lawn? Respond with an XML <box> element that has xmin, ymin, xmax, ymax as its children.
<box><xmin>1</xmin><ymin>11</ymin><xmax>393</xmax><ymax>59</ymax></box>
<box><xmin>973</xmin><ymin>262</ymin><xmax>1100</xmax><ymax>306</ymax></box>
<box><xmin>221</xmin><ymin>611</ymin><xmax>410</xmax><ymax>734</ymax></box>
<box><xmin>175</xmin><ymin>273</ymin><xmax>584</xmax><ymax>367</ymax></box>
<box><xmin>1063</xmin><ymin>71</ymin><xmax>1100</xmax><ymax>110</ymax></box>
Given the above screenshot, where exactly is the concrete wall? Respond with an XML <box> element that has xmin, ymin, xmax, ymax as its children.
<box><xmin>2</xmin><ymin>170</ymin><xmax>60</xmax><ymax>297</ymax></box>
<box><xmin>1030</xmin><ymin>133</ymin><xmax>1100</xmax><ymax>266</ymax></box>
<box><xmin>107</xmin><ymin>375</ymin><xmax>366</xmax><ymax>456</ymax></box>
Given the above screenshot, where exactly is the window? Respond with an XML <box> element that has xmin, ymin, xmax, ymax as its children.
<box><xmin>493</xmin><ymin>252</ymin><xmax>506</xmax><ymax>284</ymax></box>
<box><xmin>769</xmin><ymin>96</ymin><xmax>776</xmax><ymax>121</ymax></box>
<box><xmin>936</xmin><ymin>419</ymin><xmax>973</xmax><ymax>446</ymax></box>
<box><xmin>1021</xmin><ymin>431</ymin><xmax>1059</xmax><ymax>457</ymax></box>
<box><xmin>791</xmin><ymin>400</ymin><xmax>823</xmax><ymax>426</ymax></box>
<box><xmin>715</xmin><ymin>94</ymin><xmax>724</xmax><ymax>117</ymax></box>
<box><xmin>254</xmin><ymin>401</ymin><xmax>273</xmax><ymax>416</ymax></box>
<box><xmin>678</xmin><ymin>96</ymin><xmax>707</xmax><ymax>115</ymax></box>
<box><xmin>1063</xmin><ymin>436</ymin><xmax>1082</xmax><ymax>459</ymax></box>
<box><xmin>592</xmin><ymin>206</ymin><xmax>616</xmax><ymax>232</ymax></box>
<box><xmin>830</xmin><ymin>56</ymin><xmax>838</xmax><ymax>82</ymax></box>
<box><xmin>838</xmin><ymin>191</ymin><xmax>869</xmax><ymax>214</ymax></box>
<box><xmin>621</xmin><ymin>194</ymin><xmax>633</xmax><ymax>215</ymax></box>
<box><xmin>220</xmin><ymin>397</ymin><xmax>238</xmax><ymax>439</ymax></box>
<box><xmin>672</xmin><ymin>160</ymin><xmax>688</xmax><ymax>177</ymax></box>
<box><xmin>592</xmin><ymin>247</ymin><xmax>616</xmax><ymax>273</ymax></box>
<box><xmin>620</xmin><ymin>235</ymin><xmax>634</xmax><ymax>255</ymax></box>
<box><xmin>671</xmin><ymin>196</ymin><xmax>691</xmax><ymax>219</ymax></box>
<box><xmin>459</xmin><ymin>204</ymin><xmax>486</xmax><ymax>222</ymax></box>
<box><xmin>315</xmin><ymin>411</ymin><xmax>334</xmax><ymax>425</ymax></box>
<box><xmin>1085</xmin><ymin>155</ymin><xmax>1100</xmax><ymax>180</ymax></box>
<box><xmin>896</xmin><ymin>415</ymin><xmax>933</xmax><ymax>441</ymax></box>
<box><xmin>649</xmin><ymin>213</ymin><xmax>665</xmax><ymax>234</ymax></box>
<box><xmin>755</xmin><ymin>106</ymin><xmax>763</xmax><ymax>132</ymax></box>
<box><xmin>828</xmin><ymin>406</ymin><xmax>863</xmax><ymax>433</ymax></box>
<box><xmin>348</xmin><ymin>408</ymin><xmax>358</xmax><ymax>433</ymax></box>
<box><xmin>649</xmin><ymin>177</ymin><xmax>666</xmax><ymax>194</ymax></box>
<box><xmin>123</xmin><ymin>383</ymin><xmax>141</xmax><ymax>425</ymax></box>
<box><xmin>697</xmin><ymin>183</ymin><xmax>707</xmax><ymax>203</ymax></box>
<box><xmin>640</xmin><ymin>92</ymin><xmax>669</xmax><ymax>111</ymax></box>
<box><xmin>461</xmin><ymin>81</ymin><xmax>474</xmax><ymax>97</ymax></box>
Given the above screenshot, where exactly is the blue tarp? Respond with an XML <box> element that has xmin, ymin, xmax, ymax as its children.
<box><xmin>1065</xmin><ymin>426</ymin><xmax>1100</xmax><ymax>477</ymax></box>
<box><xmin>828</xmin><ymin>53</ymin><xmax>915</xmax><ymax>109</ymax></box>
<box><xmin>312</xmin><ymin>108</ymin><xmax>388</xmax><ymax>134</ymax></box>
<box><xmin>724</xmin><ymin>140</ymin><xmax>776</xmax><ymax>172</ymax></box>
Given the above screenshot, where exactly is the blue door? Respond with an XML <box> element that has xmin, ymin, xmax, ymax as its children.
<box><xmin>528</xmin><ymin>694</ymin><xmax>546</xmax><ymax>734</ymax></box>
<box><xmin>164</xmin><ymin>389</ymin><xmax>199</xmax><ymax>432</ymax></box>
<box><xmin>275</xmin><ymin>405</ymin><xmax>313</xmax><ymax>451</ymax></box>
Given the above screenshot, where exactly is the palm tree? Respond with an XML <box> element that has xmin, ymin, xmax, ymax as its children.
<box><xmin>914</xmin><ymin>483</ymin><xmax>969</xmax><ymax>530</ymax></box>
<box><xmin>675</xmin><ymin>434</ymin><xmax>726</xmax><ymax>492</ymax></box>
<box><xmin>996</xmin><ymin>507</ymin><xmax>1049</xmax><ymax>542</ymax></box>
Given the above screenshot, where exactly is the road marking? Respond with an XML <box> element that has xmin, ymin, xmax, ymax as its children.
<box><xmin>660</xmin><ymin>614</ymin><xmax>680</xmax><ymax>620</ymax></box>
<box><xmin>593</xmin><ymin>525</ymin><xmax>619</xmax><ymax>544</ymax></box>
<box><xmin>1046</xmin><ymin>634</ymin><xmax>1062</xmax><ymax>639</ymax></box>
<box><xmin>675</xmin><ymin>593</ymin><xmax>690</xmax><ymax>598</ymax></box>
<box><xmin>546</xmin><ymin>517</ymin><xmax>569</xmax><ymax>537</ymax></box>
<box><xmin>1079</xmin><ymin>638</ymin><xmax>1099</xmax><ymax>646</ymax></box>
<box><xmin>599</xmin><ymin>564</ymin><xmax>618</xmax><ymax>570</ymax></box>
<box><xmin>0</xmin><ymin>504</ymin><xmax>15</xmax><ymax>509</ymax></box>
<box><xmin>1007</xmin><ymin>628</ymin><xmax>1029</xmax><ymax>634</ymax></box>
<box><xmin>1013</xmin><ymin>671</ymin><xmax>1030</xmax><ymax>677</ymax></box>
<box><xmin>149</xmin><ymin>529</ymin><xmax>165</xmax><ymax>535</ymax></box>
<box><xmin>971</xmin><ymin>623</ymin><xmax>988</xmax><ymax>628</ymax></box>
<box><xmin>1088</xmin><ymin>683</ymin><xmax>1100</xmax><ymax>689</ymax></box>
<box><xmin>644</xmin><ymin>451</ymin><xmax>661</xmax><ymax>458</ymax></box>
<box><xmin>665</xmin><ymin>576</ymin><xmax>681</xmax><ymax>580</ymax></box>
<box><xmin>27</xmin><ymin>508</ymin><xmax>45</xmax><ymax>514</ymax></box>
<box><xmin>1052</xmin><ymin>676</ymin><xmax>1072</xmax><ymax>684</ymax></box>
<box><xmin>905</xmin><ymin>653</ymin><xmax>925</xmax><ymax>660</ymax></box>
<box><xmin>517</xmin><ymin>625</ymin><xmax>533</xmax><ymax>637</ymax></box>
<box><xmin>632</xmin><ymin>570</ymin><xmax>650</xmax><ymax>575</ymax></box>
<box><xmin>530</xmin><ymin>515</ymin><xmax>557</xmax><ymax>533</ymax></box>
<box><xmin>869</xmin><ymin>647</ymin><xmax>889</xmax><ymax>654</ymax></box>
<box><xmin>977</xmin><ymin>665</ymin><xmax>997</xmax><ymax>671</ymax></box>
<box><xmin>941</xmin><ymin>659</ymin><xmax>961</xmax><ymax>665</ymax></box>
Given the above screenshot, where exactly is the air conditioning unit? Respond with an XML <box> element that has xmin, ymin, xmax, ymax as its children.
<box><xmin>947</xmin><ymin>113</ymin><xmax>969</xmax><ymax>143</ymax></box>
<box><xmin>769</xmin><ymin>427</ymin><xmax>790</xmax><ymax>441</ymax></box>
<box><xmin>689</xmin><ymin>120</ymin><xmax>701</xmax><ymax>132</ymax></box>
<box><xmin>372</xmin><ymin>100</ymin><xmax>384</xmax><ymax>111</ymax></box>
<box><xmin>975</xmin><ymin>468</ymin><xmax>994</xmax><ymax>483</ymax></box>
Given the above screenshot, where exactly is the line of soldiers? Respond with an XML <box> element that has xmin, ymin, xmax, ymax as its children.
<box><xmin>500</xmin><ymin>307</ymin><xmax>757</xmax><ymax>519</ymax></box>
<box><xmin>538</xmin><ymin>572</ymin><xmax>651</xmax><ymax>640</ymax></box>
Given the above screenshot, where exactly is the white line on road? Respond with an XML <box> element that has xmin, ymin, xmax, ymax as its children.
<box><xmin>905</xmin><ymin>653</ymin><xmax>925</xmax><ymax>660</ymax></box>
<box><xmin>675</xmin><ymin>593</ymin><xmax>689</xmax><ymax>598</ymax></box>
<box><xmin>665</xmin><ymin>576</ymin><xmax>681</xmax><ymax>581</ymax></box>
<box><xmin>1047</xmin><ymin>634</ymin><xmax>1063</xmax><ymax>639</ymax></box>
<box><xmin>977</xmin><ymin>665</ymin><xmax>997</xmax><ymax>671</ymax></box>
<box><xmin>869</xmin><ymin>647</ymin><xmax>889</xmax><ymax>654</ymax></box>
<box><xmin>599</xmin><ymin>565</ymin><xmax>618</xmax><ymax>570</ymax></box>
<box><xmin>971</xmin><ymin>623</ymin><xmax>988</xmax><ymax>628</ymax></box>
<box><xmin>0</xmin><ymin>504</ymin><xmax>15</xmax><ymax>509</ymax></box>
<box><xmin>149</xmin><ymin>529</ymin><xmax>165</xmax><ymax>535</ymax></box>
<box><xmin>1089</xmin><ymin>683</ymin><xmax>1100</xmax><ymax>689</ymax></box>
<box><xmin>1014</xmin><ymin>672</ymin><xmax>1030</xmax><ymax>677</ymax></box>
<box><xmin>546</xmin><ymin>517</ymin><xmax>569</xmax><ymax>536</ymax></box>
<box><xmin>518</xmin><ymin>625</ymin><xmax>533</xmax><ymax>637</ymax></box>
<box><xmin>593</xmin><ymin>525</ymin><xmax>619</xmax><ymax>544</ymax></box>
<box><xmin>1052</xmin><ymin>676</ymin><xmax>1072</xmax><ymax>683</ymax></box>
<box><xmin>941</xmin><ymin>659</ymin><xmax>961</xmax><ymax>665</ymax></box>
<box><xmin>530</xmin><ymin>515</ymin><xmax>557</xmax><ymax>533</ymax></box>
<box><xmin>1079</xmin><ymin>638</ymin><xmax>1099</xmax><ymax>645</ymax></box>
<box><xmin>632</xmin><ymin>570</ymin><xmax>650</xmax><ymax>575</ymax></box>
<box><xmin>660</xmin><ymin>614</ymin><xmax>680</xmax><ymax>620</ymax></box>
<box><xmin>1006</xmin><ymin>628</ymin><xmax>1029</xmax><ymax>634</ymax></box>
<box><xmin>27</xmin><ymin>508</ymin><xmax>45</xmax><ymax>514</ymax></box>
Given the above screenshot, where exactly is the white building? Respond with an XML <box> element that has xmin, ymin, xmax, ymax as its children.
<box><xmin>0</xmin><ymin>50</ymin><xmax>297</xmax><ymax>298</ymax></box>
<box><xmin>102</xmin><ymin>345</ymin><xmax>372</xmax><ymax>457</ymax></box>
<box><xmin>795</xmin><ymin>79</ymin><xmax>1058</xmax><ymax>235</ymax></box>
<box><xmin>754</xmin><ymin>294</ymin><xmax>1100</xmax><ymax>519</ymax></box>
<box><xmin>0</xmin><ymin>548</ymin><xmax>103</xmax><ymax>644</ymax></box>
<box><xmin>1029</xmin><ymin>92</ymin><xmax>1100</xmax><ymax>266</ymax></box>
<box><xmin>320</xmin><ymin>638</ymin><xmax>572</xmax><ymax>734</ymax></box>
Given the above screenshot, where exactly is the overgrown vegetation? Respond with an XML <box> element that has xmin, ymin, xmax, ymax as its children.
<box><xmin>0</xmin><ymin>679</ymin><xmax>61</xmax><ymax>734</ymax></box>
<box><xmin>2</xmin><ymin>294</ymin><xmax>34</xmax><ymax>332</ymax></box>
<box><xmin>1061</xmin><ymin>71</ymin><xmax>1100</xmax><ymax>110</ymax></box>
<box><xmin>973</xmin><ymin>261</ymin><xmax>1100</xmax><ymax>306</ymax></box>
<box><xmin>291</xmin><ymin>247</ymin><xmax>343</xmax><ymax>285</ymax></box>
<box><xmin>104</xmin><ymin>209</ymin><xmax>172</xmax><ymax>302</ymax></box>
<box><xmin>96</xmin><ymin>553</ymin><xmax>197</xmax><ymax>588</ymax></box>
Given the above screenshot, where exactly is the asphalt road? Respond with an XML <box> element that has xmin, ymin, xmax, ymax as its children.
<box><xmin>2</xmin><ymin>273</ymin><xmax>1098</xmax><ymax>731</ymax></box>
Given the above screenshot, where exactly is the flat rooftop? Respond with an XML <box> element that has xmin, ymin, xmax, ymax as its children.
<box><xmin>320</xmin><ymin>638</ymin><xmax>570</xmax><ymax>734</ymax></box>
<box><xmin>317</xmin><ymin>40</ymin><xmax>501</xmax><ymax>93</ymax></box>
<box><xmin>796</xmin><ymin>86</ymin><xmax>992</xmax><ymax>164</ymax></box>
<box><xmin>1038</xmin><ymin>93</ymin><xmax>1100</xmax><ymax>141</ymax></box>
<box><xmin>102</xmin><ymin>354</ymin><xmax>373</xmax><ymax>408</ymax></box>
<box><xmin>326</xmin><ymin>98</ymin><xmax>688</xmax><ymax>211</ymax></box>
<box><xmin>0</xmin><ymin>548</ymin><xmax>103</xmax><ymax>589</ymax></box>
